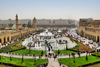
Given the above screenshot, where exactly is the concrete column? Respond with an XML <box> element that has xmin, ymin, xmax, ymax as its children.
<box><xmin>99</xmin><ymin>36</ymin><xmax>100</xmax><ymax>43</ymax></box>
<box><xmin>96</xmin><ymin>36</ymin><xmax>98</xmax><ymax>42</ymax></box>
<box><xmin>5</xmin><ymin>37</ymin><xmax>7</xmax><ymax>42</ymax></box>
<box><xmin>1</xmin><ymin>38</ymin><xmax>4</xmax><ymax>44</ymax></box>
<box><xmin>90</xmin><ymin>35</ymin><xmax>91</xmax><ymax>39</ymax></box>
<box><xmin>9</xmin><ymin>36</ymin><xmax>11</xmax><ymax>42</ymax></box>
<box><xmin>95</xmin><ymin>36</ymin><xmax>96</xmax><ymax>42</ymax></box>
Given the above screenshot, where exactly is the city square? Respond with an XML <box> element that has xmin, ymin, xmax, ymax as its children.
<box><xmin>0</xmin><ymin>0</ymin><xmax>100</xmax><ymax>67</ymax></box>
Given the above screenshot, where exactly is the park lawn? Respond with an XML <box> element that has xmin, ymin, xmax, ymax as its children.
<box><xmin>0</xmin><ymin>56</ymin><xmax>48</xmax><ymax>67</ymax></box>
<box><xmin>77</xmin><ymin>42</ymin><xmax>84</xmax><ymax>47</ymax></box>
<box><xmin>59</xmin><ymin>55</ymin><xmax>100</xmax><ymax>67</ymax></box>
<box><xmin>54</xmin><ymin>50</ymin><xmax>76</xmax><ymax>55</ymax></box>
<box><xmin>11</xmin><ymin>49</ymin><xmax>46</xmax><ymax>56</ymax></box>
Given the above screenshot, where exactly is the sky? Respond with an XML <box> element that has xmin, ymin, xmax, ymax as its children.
<box><xmin>0</xmin><ymin>0</ymin><xmax>100</xmax><ymax>20</ymax></box>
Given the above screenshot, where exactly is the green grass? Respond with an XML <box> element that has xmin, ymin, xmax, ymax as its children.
<box><xmin>0</xmin><ymin>39</ymin><xmax>25</xmax><ymax>53</ymax></box>
<box><xmin>0</xmin><ymin>56</ymin><xmax>48</xmax><ymax>67</ymax></box>
<box><xmin>77</xmin><ymin>42</ymin><xmax>83</xmax><ymax>47</ymax></box>
<box><xmin>11</xmin><ymin>49</ymin><xmax>46</xmax><ymax>56</ymax></box>
<box><xmin>68</xmin><ymin>36</ymin><xmax>84</xmax><ymax>50</ymax></box>
<box><xmin>59</xmin><ymin>55</ymin><xmax>100</xmax><ymax>67</ymax></box>
<box><xmin>54</xmin><ymin>50</ymin><xmax>76</xmax><ymax>55</ymax></box>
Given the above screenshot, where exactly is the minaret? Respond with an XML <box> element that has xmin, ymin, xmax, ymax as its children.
<box><xmin>16</xmin><ymin>14</ymin><xmax>18</xmax><ymax>31</ymax></box>
<box><xmin>33</xmin><ymin>17</ymin><xmax>37</xmax><ymax>29</ymax></box>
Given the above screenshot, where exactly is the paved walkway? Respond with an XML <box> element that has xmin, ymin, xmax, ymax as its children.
<box><xmin>0</xmin><ymin>53</ymin><xmax>46</xmax><ymax>59</ymax></box>
<box><xmin>0</xmin><ymin>52</ymin><xmax>91</xmax><ymax>59</ymax></box>
<box><xmin>59</xmin><ymin>53</ymin><xmax>91</xmax><ymax>58</ymax></box>
<box><xmin>47</xmin><ymin>51</ymin><xmax>68</xmax><ymax>67</ymax></box>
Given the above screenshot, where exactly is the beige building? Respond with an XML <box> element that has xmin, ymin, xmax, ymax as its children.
<box><xmin>78</xmin><ymin>19</ymin><xmax>100</xmax><ymax>43</ymax></box>
<box><xmin>78</xmin><ymin>26</ymin><xmax>100</xmax><ymax>43</ymax></box>
<box><xmin>0</xmin><ymin>15</ymin><xmax>37</xmax><ymax>44</ymax></box>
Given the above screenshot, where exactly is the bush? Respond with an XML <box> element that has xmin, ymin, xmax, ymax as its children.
<box><xmin>92</xmin><ymin>52</ymin><xmax>100</xmax><ymax>57</ymax></box>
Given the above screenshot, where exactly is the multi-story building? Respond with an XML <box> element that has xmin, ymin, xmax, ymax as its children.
<box><xmin>78</xmin><ymin>18</ymin><xmax>100</xmax><ymax>43</ymax></box>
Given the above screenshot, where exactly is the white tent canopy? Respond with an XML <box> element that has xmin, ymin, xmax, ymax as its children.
<box><xmin>39</xmin><ymin>29</ymin><xmax>54</xmax><ymax>36</ymax></box>
<box><xmin>96</xmin><ymin>47</ymin><xmax>100</xmax><ymax>49</ymax></box>
<box><xmin>57</xmin><ymin>29</ymin><xmax>62</xmax><ymax>32</ymax></box>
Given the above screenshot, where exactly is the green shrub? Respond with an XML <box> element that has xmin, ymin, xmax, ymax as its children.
<box><xmin>92</xmin><ymin>52</ymin><xmax>100</xmax><ymax>57</ymax></box>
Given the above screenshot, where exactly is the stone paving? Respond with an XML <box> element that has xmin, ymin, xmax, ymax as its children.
<box><xmin>0</xmin><ymin>51</ymin><xmax>91</xmax><ymax>67</ymax></box>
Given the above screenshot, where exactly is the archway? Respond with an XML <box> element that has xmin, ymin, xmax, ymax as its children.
<box><xmin>7</xmin><ymin>37</ymin><xmax>9</xmax><ymax>42</ymax></box>
<box><xmin>81</xmin><ymin>30</ymin><xmax>84</xmax><ymax>37</ymax></box>
<box><xmin>0</xmin><ymin>39</ymin><xmax>1</xmax><ymax>43</ymax></box>
<box><xmin>4</xmin><ymin>37</ymin><xmax>6</xmax><ymax>43</ymax></box>
<box><xmin>97</xmin><ymin>36</ymin><xmax>99</xmax><ymax>42</ymax></box>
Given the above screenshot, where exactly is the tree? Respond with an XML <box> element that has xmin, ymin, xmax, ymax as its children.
<box><xmin>41</xmin><ymin>50</ymin><xmax>44</xmax><ymax>56</ymax></box>
<box><xmin>58</xmin><ymin>50</ymin><xmax>60</xmax><ymax>55</ymax></box>
<box><xmin>66</xmin><ymin>45</ymin><xmax>68</xmax><ymax>50</ymax></box>
<box><xmin>9</xmin><ymin>23</ymin><xmax>13</xmax><ymax>27</ymax></box>
<box><xmin>71</xmin><ymin>53</ymin><xmax>75</xmax><ymax>58</ymax></box>
<box><xmin>0</xmin><ymin>55</ymin><xmax>1</xmax><ymax>60</ymax></box>
<box><xmin>28</xmin><ymin>43</ymin><xmax>31</xmax><ymax>54</ymax></box>
<box><xmin>21</xmin><ymin>55</ymin><xmax>24</xmax><ymax>63</ymax></box>
<box><xmin>22</xmin><ymin>24</ymin><xmax>26</xmax><ymax>27</ymax></box>
<box><xmin>34</xmin><ymin>58</ymin><xmax>36</xmax><ymax>65</ymax></box>
<box><xmin>78</xmin><ymin>52</ymin><xmax>80</xmax><ymax>58</ymax></box>
<box><xmin>27</xmin><ymin>20</ymin><xmax>32</xmax><ymax>28</ymax></box>
<box><xmin>86</xmin><ymin>54</ymin><xmax>88</xmax><ymax>61</ymax></box>
<box><xmin>10</xmin><ymin>56</ymin><xmax>12</xmax><ymax>61</ymax></box>
<box><xmin>73</xmin><ymin>57</ymin><xmax>75</xmax><ymax>67</ymax></box>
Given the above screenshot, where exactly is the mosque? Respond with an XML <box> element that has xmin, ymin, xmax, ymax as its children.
<box><xmin>0</xmin><ymin>14</ymin><xmax>37</xmax><ymax>44</ymax></box>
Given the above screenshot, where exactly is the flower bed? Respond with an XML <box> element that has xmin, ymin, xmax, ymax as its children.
<box><xmin>92</xmin><ymin>52</ymin><xmax>100</xmax><ymax>57</ymax></box>
<box><xmin>64</xmin><ymin>33</ymin><xmax>93</xmax><ymax>52</ymax></box>
<box><xmin>0</xmin><ymin>39</ymin><xmax>25</xmax><ymax>53</ymax></box>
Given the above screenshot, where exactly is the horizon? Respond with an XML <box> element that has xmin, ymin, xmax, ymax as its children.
<box><xmin>0</xmin><ymin>0</ymin><xmax>100</xmax><ymax>20</ymax></box>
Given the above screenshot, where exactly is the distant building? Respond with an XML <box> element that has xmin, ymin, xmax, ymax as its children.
<box><xmin>78</xmin><ymin>18</ymin><xmax>100</xmax><ymax>43</ymax></box>
<box><xmin>0</xmin><ymin>19</ymin><xmax>77</xmax><ymax>27</ymax></box>
<box><xmin>0</xmin><ymin>15</ymin><xmax>37</xmax><ymax>44</ymax></box>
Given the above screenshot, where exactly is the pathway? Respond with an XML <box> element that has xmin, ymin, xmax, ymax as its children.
<box><xmin>0</xmin><ymin>52</ymin><xmax>91</xmax><ymax>59</ymax></box>
<box><xmin>47</xmin><ymin>51</ymin><xmax>67</xmax><ymax>67</ymax></box>
<box><xmin>0</xmin><ymin>53</ymin><xmax>46</xmax><ymax>59</ymax></box>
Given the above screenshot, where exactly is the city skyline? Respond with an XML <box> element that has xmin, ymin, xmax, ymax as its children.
<box><xmin>0</xmin><ymin>0</ymin><xmax>100</xmax><ymax>20</ymax></box>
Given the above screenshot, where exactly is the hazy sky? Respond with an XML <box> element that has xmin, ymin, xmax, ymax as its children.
<box><xmin>0</xmin><ymin>0</ymin><xmax>100</xmax><ymax>20</ymax></box>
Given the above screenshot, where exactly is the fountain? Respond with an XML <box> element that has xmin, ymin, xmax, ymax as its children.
<box><xmin>22</xmin><ymin>29</ymin><xmax>77</xmax><ymax>50</ymax></box>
